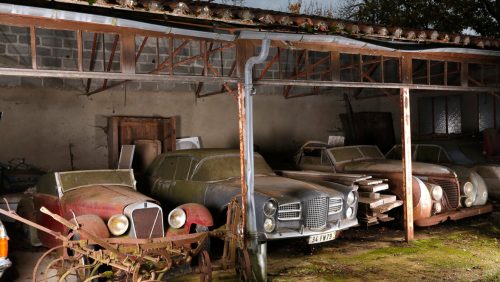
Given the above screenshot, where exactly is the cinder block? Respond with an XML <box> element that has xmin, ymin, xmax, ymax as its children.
<box><xmin>0</xmin><ymin>44</ymin><xmax>5</xmax><ymax>54</ymax></box>
<box><xmin>42</xmin><ymin>37</ymin><xmax>63</xmax><ymax>48</ymax></box>
<box><xmin>62</xmin><ymin>58</ymin><xmax>78</xmax><ymax>70</ymax></box>
<box><xmin>18</xmin><ymin>35</ymin><xmax>40</xmax><ymax>45</ymax></box>
<box><xmin>64</xmin><ymin>39</ymin><xmax>77</xmax><ymax>49</ymax></box>
<box><xmin>0</xmin><ymin>25</ymin><xmax>10</xmax><ymax>33</ymax></box>
<box><xmin>53</xmin><ymin>48</ymin><xmax>74</xmax><ymax>58</ymax></box>
<box><xmin>0</xmin><ymin>33</ymin><xmax>17</xmax><ymax>43</ymax></box>
<box><xmin>139</xmin><ymin>82</ymin><xmax>159</xmax><ymax>92</ymax></box>
<box><xmin>7</xmin><ymin>44</ymin><xmax>30</xmax><ymax>55</ymax></box>
<box><xmin>20</xmin><ymin>77</ymin><xmax>43</xmax><ymax>88</ymax></box>
<box><xmin>35</xmin><ymin>46</ymin><xmax>52</xmax><ymax>57</ymax></box>
<box><xmin>10</xmin><ymin>26</ymin><xmax>28</xmax><ymax>34</ymax></box>
<box><xmin>42</xmin><ymin>77</ymin><xmax>64</xmax><ymax>88</ymax></box>
<box><xmin>0</xmin><ymin>76</ymin><xmax>20</xmax><ymax>87</ymax></box>
<box><xmin>41</xmin><ymin>57</ymin><xmax>62</xmax><ymax>68</ymax></box>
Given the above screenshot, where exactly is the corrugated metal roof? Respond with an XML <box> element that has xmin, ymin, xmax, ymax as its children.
<box><xmin>9</xmin><ymin>0</ymin><xmax>500</xmax><ymax>49</ymax></box>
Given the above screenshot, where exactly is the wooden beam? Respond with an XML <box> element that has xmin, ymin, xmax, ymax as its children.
<box><xmin>120</xmin><ymin>33</ymin><xmax>136</xmax><ymax>74</ymax></box>
<box><xmin>400</xmin><ymin>87</ymin><xmax>414</xmax><ymax>242</ymax></box>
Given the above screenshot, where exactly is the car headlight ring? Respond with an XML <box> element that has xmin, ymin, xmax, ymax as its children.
<box><xmin>168</xmin><ymin>208</ymin><xmax>187</xmax><ymax>229</ymax></box>
<box><xmin>263</xmin><ymin>217</ymin><xmax>275</xmax><ymax>233</ymax></box>
<box><xmin>430</xmin><ymin>185</ymin><xmax>443</xmax><ymax>201</ymax></box>
<box><xmin>346</xmin><ymin>191</ymin><xmax>356</xmax><ymax>206</ymax></box>
<box><xmin>346</xmin><ymin>207</ymin><xmax>354</xmax><ymax>218</ymax></box>
<box><xmin>263</xmin><ymin>200</ymin><xmax>277</xmax><ymax>217</ymax></box>
<box><xmin>462</xmin><ymin>181</ymin><xmax>474</xmax><ymax>197</ymax></box>
<box><xmin>107</xmin><ymin>214</ymin><xmax>130</xmax><ymax>236</ymax></box>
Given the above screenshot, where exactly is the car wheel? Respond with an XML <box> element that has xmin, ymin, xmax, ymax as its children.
<box><xmin>15</xmin><ymin>199</ymin><xmax>42</xmax><ymax>248</ymax></box>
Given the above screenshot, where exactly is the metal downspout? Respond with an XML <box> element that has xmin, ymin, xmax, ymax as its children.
<box><xmin>244</xmin><ymin>39</ymin><xmax>270</xmax><ymax>281</ymax></box>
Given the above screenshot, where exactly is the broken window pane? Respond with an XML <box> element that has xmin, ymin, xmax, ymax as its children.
<box><xmin>478</xmin><ymin>93</ymin><xmax>494</xmax><ymax>131</ymax></box>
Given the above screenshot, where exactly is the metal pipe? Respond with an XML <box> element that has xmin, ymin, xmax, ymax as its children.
<box><xmin>243</xmin><ymin>39</ymin><xmax>270</xmax><ymax>282</ymax></box>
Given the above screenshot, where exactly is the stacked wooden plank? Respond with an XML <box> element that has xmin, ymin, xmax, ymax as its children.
<box><xmin>278</xmin><ymin>170</ymin><xmax>403</xmax><ymax>226</ymax></box>
<box><xmin>357</xmin><ymin>179</ymin><xmax>403</xmax><ymax>226</ymax></box>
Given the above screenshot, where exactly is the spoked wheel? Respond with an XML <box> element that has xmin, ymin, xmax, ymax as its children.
<box><xmin>235</xmin><ymin>248</ymin><xmax>252</xmax><ymax>282</ymax></box>
<box><xmin>198</xmin><ymin>250</ymin><xmax>212</xmax><ymax>282</ymax></box>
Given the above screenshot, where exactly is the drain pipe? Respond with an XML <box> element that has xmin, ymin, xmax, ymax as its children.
<box><xmin>243</xmin><ymin>38</ymin><xmax>270</xmax><ymax>282</ymax></box>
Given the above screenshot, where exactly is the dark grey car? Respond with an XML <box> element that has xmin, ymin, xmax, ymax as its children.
<box><xmin>144</xmin><ymin>149</ymin><xmax>358</xmax><ymax>244</ymax></box>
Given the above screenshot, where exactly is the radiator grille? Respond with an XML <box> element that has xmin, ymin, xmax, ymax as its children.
<box><xmin>278</xmin><ymin>202</ymin><xmax>301</xmax><ymax>220</ymax></box>
<box><xmin>305</xmin><ymin>197</ymin><xmax>328</xmax><ymax>229</ymax></box>
<box><xmin>132</xmin><ymin>207</ymin><xmax>164</xmax><ymax>239</ymax></box>
<box><xmin>329</xmin><ymin>197</ymin><xmax>343</xmax><ymax>214</ymax></box>
<box><xmin>431</xmin><ymin>178</ymin><xmax>460</xmax><ymax>209</ymax></box>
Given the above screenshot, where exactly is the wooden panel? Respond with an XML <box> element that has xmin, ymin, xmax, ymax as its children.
<box><xmin>107</xmin><ymin>116</ymin><xmax>176</xmax><ymax>169</ymax></box>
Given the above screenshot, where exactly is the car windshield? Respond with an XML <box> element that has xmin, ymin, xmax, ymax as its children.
<box><xmin>192</xmin><ymin>154</ymin><xmax>275</xmax><ymax>181</ymax></box>
<box><xmin>328</xmin><ymin>145</ymin><xmax>384</xmax><ymax>163</ymax></box>
<box><xmin>57</xmin><ymin>170</ymin><xmax>135</xmax><ymax>193</ymax></box>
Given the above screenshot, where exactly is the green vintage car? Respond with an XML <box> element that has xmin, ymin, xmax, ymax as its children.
<box><xmin>143</xmin><ymin>149</ymin><xmax>359</xmax><ymax>244</ymax></box>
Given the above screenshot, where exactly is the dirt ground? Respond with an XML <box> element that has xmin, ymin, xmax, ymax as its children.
<box><xmin>3</xmin><ymin>209</ymin><xmax>499</xmax><ymax>281</ymax></box>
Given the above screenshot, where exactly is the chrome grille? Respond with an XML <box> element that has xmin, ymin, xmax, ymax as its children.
<box><xmin>305</xmin><ymin>197</ymin><xmax>328</xmax><ymax>229</ymax></box>
<box><xmin>431</xmin><ymin>178</ymin><xmax>459</xmax><ymax>209</ymax></box>
<box><xmin>278</xmin><ymin>202</ymin><xmax>301</xmax><ymax>221</ymax></box>
<box><xmin>132</xmin><ymin>207</ymin><xmax>164</xmax><ymax>239</ymax></box>
<box><xmin>329</xmin><ymin>197</ymin><xmax>343</xmax><ymax>214</ymax></box>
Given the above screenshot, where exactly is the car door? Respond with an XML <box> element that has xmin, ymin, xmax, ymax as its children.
<box><xmin>150</xmin><ymin>156</ymin><xmax>176</xmax><ymax>204</ymax></box>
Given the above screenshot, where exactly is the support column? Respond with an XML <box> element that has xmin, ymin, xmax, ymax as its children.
<box><xmin>400</xmin><ymin>87</ymin><xmax>414</xmax><ymax>242</ymax></box>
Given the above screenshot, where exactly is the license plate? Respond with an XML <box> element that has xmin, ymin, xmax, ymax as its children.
<box><xmin>308</xmin><ymin>231</ymin><xmax>336</xmax><ymax>244</ymax></box>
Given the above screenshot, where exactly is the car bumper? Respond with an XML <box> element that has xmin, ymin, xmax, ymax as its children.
<box><xmin>0</xmin><ymin>258</ymin><xmax>12</xmax><ymax>278</ymax></box>
<box><xmin>264</xmin><ymin>218</ymin><xmax>358</xmax><ymax>240</ymax></box>
<box><xmin>415</xmin><ymin>203</ymin><xmax>493</xmax><ymax>227</ymax></box>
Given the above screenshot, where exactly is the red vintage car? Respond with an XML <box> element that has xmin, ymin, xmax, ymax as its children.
<box><xmin>16</xmin><ymin>169</ymin><xmax>213</xmax><ymax>248</ymax></box>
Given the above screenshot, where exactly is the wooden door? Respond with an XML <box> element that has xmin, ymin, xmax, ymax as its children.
<box><xmin>107</xmin><ymin>116</ymin><xmax>176</xmax><ymax>169</ymax></box>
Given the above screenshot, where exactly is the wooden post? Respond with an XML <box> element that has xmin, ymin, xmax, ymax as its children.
<box><xmin>400</xmin><ymin>87</ymin><xmax>414</xmax><ymax>242</ymax></box>
<box><xmin>237</xmin><ymin>83</ymin><xmax>248</xmax><ymax>237</ymax></box>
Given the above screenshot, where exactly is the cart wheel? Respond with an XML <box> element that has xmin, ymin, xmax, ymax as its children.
<box><xmin>235</xmin><ymin>248</ymin><xmax>252</xmax><ymax>282</ymax></box>
<box><xmin>198</xmin><ymin>250</ymin><xmax>212</xmax><ymax>282</ymax></box>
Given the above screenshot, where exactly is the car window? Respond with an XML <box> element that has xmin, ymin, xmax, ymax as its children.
<box><xmin>385</xmin><ymin>145</ymin><xmax>417</xmax><ymax>160</ymax></box>
<box><xmin>191</xmin><ymin>154</ymin><xmax>274</xmax><ymax>181</ymax></box>
<box><xmin>36</xmin><ymin>174</ymin><xmax>58</xmax><ymax>196</ymax></box>
<box><xmin>438</xmin><ymin>148</ymin><xmax>451</xmax><ymax>163</ymax></box>
<box><xmin>359</xmin><ymin>146</ymin><xmax>384</xmax><ymax>159</ymax></box>
<box><xmin>174</xmin><ymin>156</ymin><xmax>193</xmax><ymax>180</ymax></box>
<box><xmin>157</xmin><ymin>156</ymin><xmax>176</xmax><ymax>180</ymax></box>
<box><xmin>415</xmin><ymin>145</ymin><xmax>440</xmax><ymax>163</ymax></box>
<box><xmin>58</xmin><ymin>170</ymin><xmax>135</xmax><ymax>193</ymax></box>
<box><xmin>300</xmin><ymin>148</ymin><xmax>322</xmax><ymax>165</ymax></box>
<box><xmin>329</xmin><ymin>147</ymin><xmax>363</xmax><ymax>162</ymax></box>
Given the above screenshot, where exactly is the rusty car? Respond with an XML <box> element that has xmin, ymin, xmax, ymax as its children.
<box><xmin>143</xmin><ymin>149</ymin><xmax>359</xmax><ymax>245</ymax></box>
<box><xmin>386</xmin><ymin>143</ymin><xmax>499</xmax><ymax>201</ymax></box>
<box><xmin>294</xmin><ymin>143</ymin><xmax>493</xmax><ymax>227</ymax></box>
<box><xmin>16</xmin><ymin>169</ymin><xmax>213</xmax><ymax>248</ymax></box>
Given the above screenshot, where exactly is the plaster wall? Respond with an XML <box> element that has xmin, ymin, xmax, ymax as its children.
<box><xmin>0</xmin><ymin>81</ymin><xmax>344</xmax><ymax>171</ymax></box>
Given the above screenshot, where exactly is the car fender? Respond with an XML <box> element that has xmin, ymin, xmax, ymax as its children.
<box><xmin>166</xmin><ymin>203</ymin><xmax>213</xmax><ymax>237</ymax></box>
<box><xmin>69</xmin><ymin>214</ymin><xmax>110</xmax><ymax>240</ymax></box>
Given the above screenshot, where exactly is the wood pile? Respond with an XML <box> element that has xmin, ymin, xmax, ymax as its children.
<box><xmin>278</xmin><ymin>170</ymin><xmax>403</xmax><ymax>226</ymax></box>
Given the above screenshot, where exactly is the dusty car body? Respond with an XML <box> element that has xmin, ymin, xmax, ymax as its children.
<box><xmin>19</xmin><ymin>169</ymin><xmax>213</xmax><ymax>248</ymax></box>
<box><xmin>295</xmin><ymin>144</ymin><xmax>492</xmax><ymax>227</ymax></box>
<box><xmin>387</xmin><ymin>143</ymin><xmax>500</xmax><ymax>200</ymax></box>
<box><xmin>144</xmin><ymin>149</ymin><xmax>359</xmax><ymax>244</ymax></box>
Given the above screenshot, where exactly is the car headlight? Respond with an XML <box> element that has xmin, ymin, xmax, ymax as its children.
<box><xmin>430</xmin><ymin>185</ymin><xmax>443</xmax><ymax>201</ymax></box>
<box><xmin>107</xmin><ymin>214</ymin><xmax>129</xmax><ymax>236</ymax></box>
<box><xmin>263</xmin><ymin>200</ymin><xmax>277</xmax><ymax>217</ymax></box>
<box><xmin>433</xmin><ymin>202</ymin><xmax>442</xmax><ymax>214</ymax></box>
<box><xmin>346</xmin><ymin>207</ymin><xmax>354</xmax><ymax>218</ymax></box>
<box><xmin>462</xmin><ymin>197</ymin><xmax>474</xmax><ymax>208</ymax></box>
<box><xmin>462</xmin><ymin>181</ymin><xmax>474</xmax><ymax>197</ymax></box>
<box><xmin>346</xmin><ymin>191</ymin><xmax>356</xmax><ymax>206</ymax></box>
<box><xmin>263</xmin><ymin>218</ymin><xmax>275</xmax><ymax>233</ymax></box>
<box><xmin>168</xmin><ymin>208</ymin><xmax>187</xmax><ymax>229</ymax></box>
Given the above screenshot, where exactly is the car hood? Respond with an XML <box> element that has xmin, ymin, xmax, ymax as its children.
<box><xmin>62</xmin><ymin>185</ymin><xmax>156</xmax><ymax>220</ymax></box>
<box><xmin>343</xmin><ymin>159</ymin><xmax>456</xmax><ymax>177</ymax></box>
<box><xmin>223</xmin><ymin>175</ymin><xmax>343</xmax><ymax>204</ymax></box>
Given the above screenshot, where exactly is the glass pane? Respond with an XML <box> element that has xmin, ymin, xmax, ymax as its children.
<box><xmin>419</xmin><ymin>98</ymin><xmax>433</xmax><ymax>134</ymax></box>
<box><xmin>329</xmin><ymin>147</ymin><xmax>363</xmax><ymax>162</ymax></box>
<box><xmin>447</xmin><ymin>96</ymin><xmax>462</xmax><ymax>133</ymax></box>
<box><xmin>434</xmin><ymin>97</ymin><xmax>447</xmax><ymax>134</ymax></box>
<box><xmin>416</xmin><ymin>146</ymin><xmax>440</xmax><ymax>163</ymax></box>
<box><xmin>359</xmin><ymin>146</ymin><xmax>384</xmax><ymax>159</ymax></box>
<box><xmin>58</xmin><ymin>170</ymin><xmax>134</xmax><ymax>192</ymax></box>
<box><xmin>478</xmin><ymin>93</ymin><xmax>494</xmax><ymax>131</ymax></box>
<box><xmin>192</xmin><ymin>155</ymin><xmax>273</xmax><ymax>181</ymax></box>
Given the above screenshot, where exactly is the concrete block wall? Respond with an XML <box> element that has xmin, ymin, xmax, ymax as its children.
<box><xmin>0</xmin><ymin>25</ymin><xmax>347</xmax><ymax>171</ymax></box>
